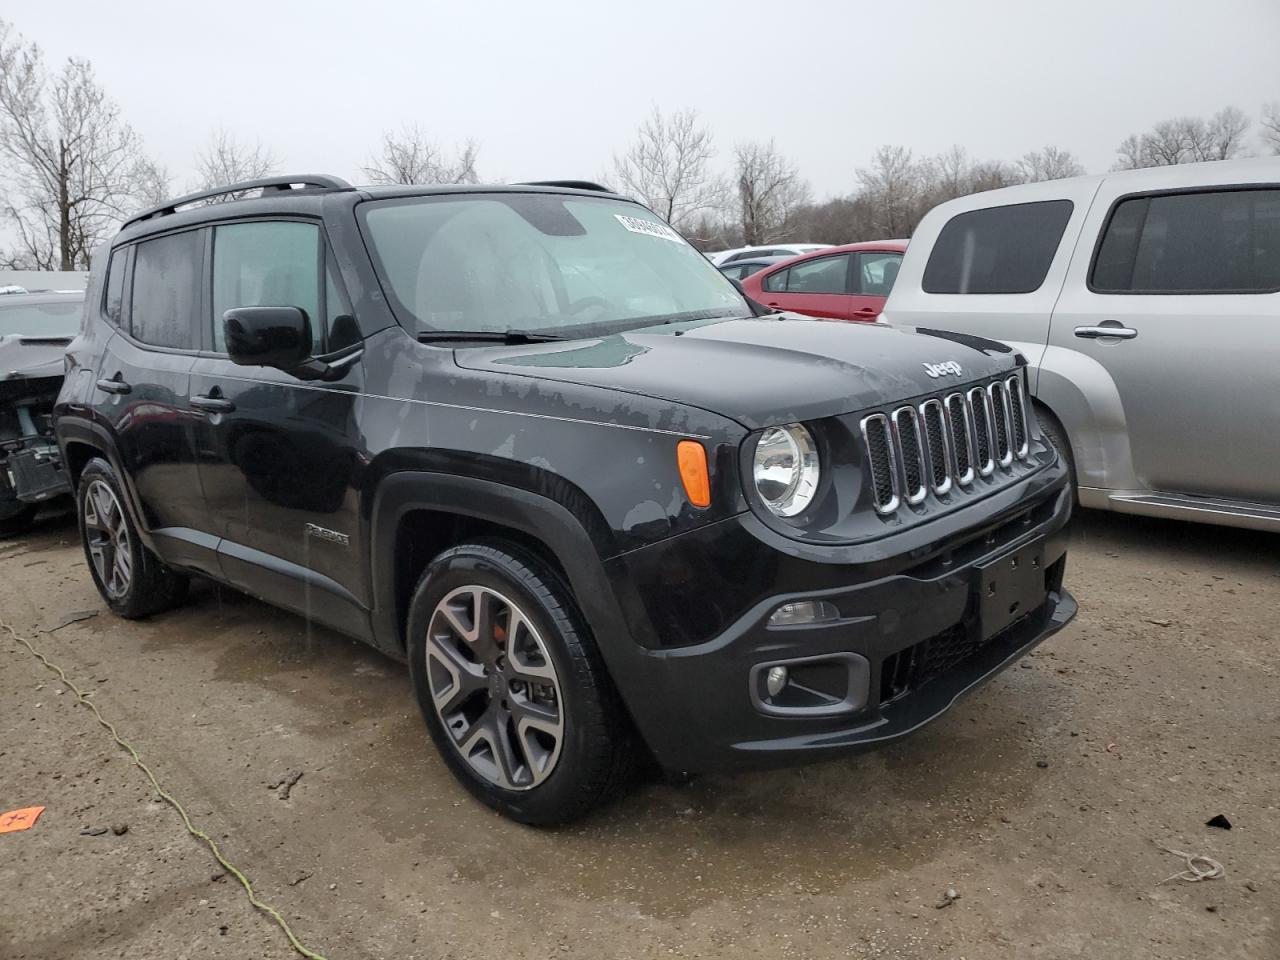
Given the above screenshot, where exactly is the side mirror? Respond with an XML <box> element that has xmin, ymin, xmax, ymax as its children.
<box><xmin>223</xmin><ymin>306</ymin><xmax>312</xmax><ymax>371</ymax></box>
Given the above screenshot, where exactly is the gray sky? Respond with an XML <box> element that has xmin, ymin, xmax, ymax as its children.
<box><xmin>9</xmin><ymin>0</ymin><xmax>1280</xmax><ymax>200</ymax></box>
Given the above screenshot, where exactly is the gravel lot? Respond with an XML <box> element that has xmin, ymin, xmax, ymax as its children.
<box><xmin>1</xmin><ymin>507</ymin><xmax>1276</xmax><ymax>959</ymax></box>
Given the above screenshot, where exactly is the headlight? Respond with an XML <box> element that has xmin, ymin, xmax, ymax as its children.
<box><xmin>752</xmin><ymin>423</ymin><xmax>819</xmax><ymax>517</ymax></box>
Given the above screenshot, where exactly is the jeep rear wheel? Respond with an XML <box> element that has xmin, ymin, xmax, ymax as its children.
<box><xmin>77</xmin><ymin>458</ymin><xmax>189</xmax><ymax>619</ymax></box>
<box><xmin>407</xmin><ymin>541</ymin><xmax>634</xmax><ymax>825</ymax></box>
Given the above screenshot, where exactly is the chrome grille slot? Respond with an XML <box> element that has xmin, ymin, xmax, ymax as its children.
<box><xmin>945</xmin><ymin>392</ymin><xmax>974</xmax><ymax>485</ymax></box>
<box><xmin>967</xmin><ymin>386</ymin><xmax>995</xmax><ymax>476</ymax></box>
<box><xmin>1006</xmin><ymin>375</ymin><xmax>1029</xmax><ymax>459</ymax></box>
<box><xmin>988</xmin><ymin>380</ymin><xmax>1013</xmax><ymax>468</ymax></box>
<box><xmin>892</xmin><ymin>406</ymin><xmax>927</xmax><ymax>505</ymax></box>
<box><xmin>859</xmin><ymin>373</ymin><xmax>1034</xmax><ymax>516</ymax></box>
<box><xmin>860</xmin><ymin>413</ymin><xmax>899</xmax><ymax>514</ymax></box>
<box><xmin>919</xmin><ymin>399</ymin><xmax>952</xmax><ymax>494</ymax></box>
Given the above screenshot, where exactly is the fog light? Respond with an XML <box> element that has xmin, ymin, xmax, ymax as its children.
<box><xmin>768</xmin><ymin>599</ymin><xmax>839</xmax><ymax>627</ymax></box>
<box><xmin>765</xmin><ymin>665</ymin><xmax>789</xmax><ymax>697</ymax></box>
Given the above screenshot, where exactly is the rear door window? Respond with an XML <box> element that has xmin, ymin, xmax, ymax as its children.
<box><xmin>1091</xmin><ymin>188</ymin><xmax>1280</xmax><ymax>293</ymax></box>
<box><xmin>130</xmin><ymin>230</ymin><xmax>202</xmax><ymax>349</ymax></box>
<box><xmin>765</xmin><ymin>253</ymin><xmax>851</xmax><ymax>294</ymax></box>
<box><xmin>923</xmin><ymin>200</ymin><xmax>1073</xmax><ymax>294</ymax></box>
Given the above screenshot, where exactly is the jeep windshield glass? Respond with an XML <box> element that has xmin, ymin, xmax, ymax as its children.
<box><xmin>358</xmin><ymin>193</ymin><xmax>748</xmax><ymax>339</ymax></box>
<box><xmin>0</xmin><ymin>298</ymin><xmax>81</xmax><ymax>337</ymax></box>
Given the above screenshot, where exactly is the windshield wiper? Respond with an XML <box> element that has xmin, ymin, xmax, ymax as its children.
<box><xmin>417</xmin><ymin>329</ymin><xmax>566</xmax><ymax>345</ymax></box>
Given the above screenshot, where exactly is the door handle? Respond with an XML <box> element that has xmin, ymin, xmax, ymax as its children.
<box><xmin>96</xmin><ymin>376</ymin><xmax>132</xmax><ymax>395</ymax></box>
<box><xmin>1075</xmin><ymin>325</ymin><xmax>1137</xmax><ymax>340</ymax></box>
<box><xmin>191</xmin><ymin>394</ymin><xmax>235</xmax><ymax>413</ymax></box>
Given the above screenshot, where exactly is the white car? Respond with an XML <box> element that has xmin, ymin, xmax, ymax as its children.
<box><xmin>881</xmin><ymin>157</ymin><xmax>1280</xmax><ymax>533</ymax></box>
<box><xmin>707</xmin><ymin>244</ymin><xmax>832</xmax><ymax>266</ymax></box>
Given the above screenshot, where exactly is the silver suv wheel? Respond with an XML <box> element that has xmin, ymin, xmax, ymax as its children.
<box><xmin>425</xmin><ymin>584</ymin><xmax>565</xmax><ymax>790</ymax></box>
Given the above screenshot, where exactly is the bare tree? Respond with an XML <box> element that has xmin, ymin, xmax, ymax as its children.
<box><xmin>1262</xmin><ymin>102</ymin><xmax>1280</xmax><ymax>155</ymax></box>
<box><xmin>132</xmin><ymin>157</ymin><xmax>171</xmax><ymax>208</ymax></box>
<box><xmin>0</xmin><ymin>18</ymin><xmax>153</xmax><ymax>269</ymax></box>
<box><xmin>857</xmin><ymin>145</ymin><xmax>923</xmax><ymax>237</ymax></box>
<box><xmin>363</xmin><ymin>125</ymin><xmax>479</xmax><ymax>185</ymax></box>
<box><xmin>734</xmin><ymin>140</ymin><xmax>808</xmax><ymax>244</ymax></box>
<box><xmin>193</xmin><ymin>128</ymin><xmax>277</xmax><ymax>198</ymax></box>
<box><xmin>1018</xmin><ymin>145</ymin><xmax>1085</xmax><ymax>182</ymax></box>
<box><xmin>1114</xmin><ymin>107</ymin><xmax>1251</xmax><ymax>169</ymax></box>
<box><xmin>612</xmin><ymin>107</ymin><xmax>722</xmax><ymax>230</ymax></box>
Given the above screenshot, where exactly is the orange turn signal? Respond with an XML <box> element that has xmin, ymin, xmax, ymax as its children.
<box><xmin>677</xmin><ymin>440</ymin><xmax>711</xmax><ymax>508</ymax></box>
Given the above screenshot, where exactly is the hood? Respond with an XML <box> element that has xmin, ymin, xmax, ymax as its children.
<box><xmin>0</xmin><ymin>334</ymin><xmax>71</xmax><ymax>382</ymax></box>
<box><xmin>454</xmin><ymin>316</ymin><xmax>1019</xmax><ymax>429</ymax></box>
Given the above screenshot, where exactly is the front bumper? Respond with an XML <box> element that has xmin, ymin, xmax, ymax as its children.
<box><xmin>603</xmin><ymin>469</ymin><xmax>1076</xmax><ymax>773</ymax></box>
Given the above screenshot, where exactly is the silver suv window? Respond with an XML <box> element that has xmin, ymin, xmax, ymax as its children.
<box><xmin>1091</xmin><ymin>188</ymin><xmax>1280</xmax><ymax>294</ymax></box>
<box><xmin>922</xmin><ymin>200</ymin><xmax>1073</xmax><ymax>295</ymax></box>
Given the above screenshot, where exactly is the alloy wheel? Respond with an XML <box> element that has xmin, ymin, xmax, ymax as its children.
<box><xmin>425</xmin><ymin>585</ymin><xmax>565</xmax><ymax>790</ymax></box>
<box><xmin>83</xmin><ymin>479</ymin><xmax>132</xmax><ymax>598</ymax></box>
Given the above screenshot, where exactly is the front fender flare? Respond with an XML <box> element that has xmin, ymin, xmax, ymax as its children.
<box><xmin>367</xmin><ymin>471</ymin><xmax>638</xmax><ymax>664</ymax></box>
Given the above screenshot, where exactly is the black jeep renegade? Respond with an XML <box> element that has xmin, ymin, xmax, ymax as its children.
<box><xmin>55</xmin><ymin>175</ymin><xmax>1076</xmax><ymax>824</ymax></box>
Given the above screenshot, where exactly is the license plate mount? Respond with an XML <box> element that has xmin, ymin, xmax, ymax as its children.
<box><xmin>976</xmin><ymin>540</ymin><xmax>1046</xmax><ymax>639</ymax></box>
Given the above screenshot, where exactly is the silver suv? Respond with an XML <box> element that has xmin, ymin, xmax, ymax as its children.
<box><xmin>882</xmin><ymin>157</ymin><xmax>1280</xmax><ymax>533</ymax></box>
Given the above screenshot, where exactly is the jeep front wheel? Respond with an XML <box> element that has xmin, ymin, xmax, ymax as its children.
<box><xmin>406</xmin><ymin>541</ymin><xmax>634</xmax><ymax>825</ymax></box>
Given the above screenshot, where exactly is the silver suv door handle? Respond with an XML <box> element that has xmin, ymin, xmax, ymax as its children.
<box><xmin>1074</xmin><ymin>325</ymin><xmax>1138</xmax><ymax>340</ymax></box>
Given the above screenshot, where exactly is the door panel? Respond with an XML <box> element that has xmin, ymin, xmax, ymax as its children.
<box><xmin>190</xmin><ymin>359</ymin><xmax>369</xmax><ymax>614</ymax></box>
<box><xmin>97</xmin><ymin>334</ymin><xmax>202</xmax><ymax>542</ymax></box>
<box><xmin>1051</xmin><ymin>184</ymin><xmax>1280</xmax><ymax>503</ymax></box>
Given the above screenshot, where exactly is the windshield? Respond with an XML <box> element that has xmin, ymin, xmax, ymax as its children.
<box><xmin>0</xmin><ymin>297</ymin><xmax>82</xmax><ymax>337</ymax></box>
<box><xmin>359</xmin><ymin>193</ymin><xmax>748</xmax><ymax>338</ymax></box>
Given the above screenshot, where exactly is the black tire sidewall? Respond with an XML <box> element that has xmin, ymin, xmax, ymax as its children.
<box><xmin>406</xmin><ymin>544</ymin><xmax>612</xmax><ymax>825</ymax></box>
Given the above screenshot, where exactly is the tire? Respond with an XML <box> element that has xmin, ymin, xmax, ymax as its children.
<box><xmin>0</xmin><ymin>500</ymin><xmax>37</xmax><ymax>539</ymax></box>
<box><xmin>1035</xmin><ymin>404</ymin><xmax>1077</xmax><ymax>499</ymax></box>
<box><xmin>76</xmin><ymin>458</ymin><xmax>189</xmax><ymax>619</ymax></box>
<box><xmin>406</xmin><ymin>540</ymin><xmax>635</xmax><ymax>825</ymax></box>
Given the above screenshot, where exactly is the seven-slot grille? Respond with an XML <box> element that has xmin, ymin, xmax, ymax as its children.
<box><xmin>862</xmin><ymin>374</ymin><xmax>1031</xmax><ymax>515</ymax></box>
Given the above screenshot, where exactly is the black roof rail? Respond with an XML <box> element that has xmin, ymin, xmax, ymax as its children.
<box><xmin>122</xmin><ymin>174</ymin><xmax>354</xmax><ymax>229</ymax></box>
<box><xmin>517</xmin><ymin>179</ymin><xmax>616</xmax><ymax>193</ymax></box>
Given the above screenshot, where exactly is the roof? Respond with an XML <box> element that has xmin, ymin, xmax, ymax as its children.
<box><xmin>931</xmin><ymin>155</ymin><xmax>1280</xmax><ymax>209</ymax></box>
<box><xmin>113</xmin><ymin>174</ymin><xmax>635</xmax><ymax>246</ymax></box>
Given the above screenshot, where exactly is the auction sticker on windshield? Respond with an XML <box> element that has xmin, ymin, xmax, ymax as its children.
<box><xmin>615</xmin><ymin>214</ymin><xmax>684</xmax><ymax>244</ymax></box>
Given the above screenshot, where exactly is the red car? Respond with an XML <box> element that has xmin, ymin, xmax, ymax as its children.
<box><xmin>740</xmin><ymin>239</ymin><xmax>907</xmax><ymax>322</ymax></box>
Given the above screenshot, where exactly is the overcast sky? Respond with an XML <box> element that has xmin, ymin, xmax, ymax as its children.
<box><xmin>8</xmin><ymin>0</ymin><xmax>1280</xmax><ymax>200</ymax></box>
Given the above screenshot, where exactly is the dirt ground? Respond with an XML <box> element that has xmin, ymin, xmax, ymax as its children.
<box><xmin>1</xmin><ymin>506</ymin><xmax>1276</xmax><ymax>960</ymax></box>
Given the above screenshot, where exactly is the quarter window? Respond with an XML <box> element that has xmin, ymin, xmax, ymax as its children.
<box><xmin>103</xmin><ymin>249</ymin><xmax>126</xmax><ymax>326</ymax></box>
<box><xmin>764</xmin><ymin>254</ymin><xmax>850</xmax><ymax>294</ymax></box>
<box><xmin>131</xmin><ymin>231</ymin><xmax>202</xmax><ymax>350</ymax></box>
<box><xmin>1091</xmin><ymin>188</ymin><xmax>1280</xmax><ymax>293</ymax></box>
<box><xmin>857</xmin><ymin>252</ymin><xmax>903</xmax><ymax>296</ymax></box>
<box><xmin>922</xmin><ymin>200</ymin><xmax>1073</xmax><ymax>295</ymax></box>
